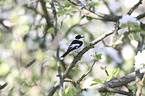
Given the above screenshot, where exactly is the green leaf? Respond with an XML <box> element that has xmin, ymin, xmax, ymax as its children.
<box><xmin>96</xmin><ymin>53</ymin><xmax>102</xmax><ymax>60</ymax></box>
<box><xmin>109</xmin><ymin>75</ymin><xmax>114</xmax><ymax>80</ymax></box>
<box><xmin>65</xmin><ymin>2</ymin><xmax>71</xmax><ymax>7</ymax></box>
<box><xmin>0</xmin><ymin>62</ymin><xmax>10</xmax><ymax>77</ymax></box>
<box><xmin>57</xmin><ymin>10</ymin><xmax>64</xmax><ymax>17</ymax></box>
<box><xmin>140</xmin><ymin>30</ymin><xmax>145</xmax><ymax>34</ymax></box>
<box><xmin>113</xmin><ymin>68</ymin><xmax>120</xmax><ymax>77</ymax></box>
<box><xmin>131</xmin><ymin>23</ymin><xmax>141</xmax><ymax>30</ymax></box>
<box><xmin>92</xmin><ymin>78</ymin><xmax>102</xmax><ymax>83</ymax></box>
<box><xmin>120</xmin><ymin>23</ymin><xmax>127</xmax><ymax>28</ymax></box>
<box><xmin>100</xmin><ymin>66</ymin><xmax>107</xmax><ymax>70</ymax></box>
<box><xmin>105</xmin><ymin>69</ymin><xmax>109</xmax><ymax>76</ymax></box>
<box><xmin>65</xmin><ymin>87</ymin><xmax>69</xmax><ymax>94</ymax></box>
<box><xmin>86</xmin><ymin>16</ymin><xmax>92</xmax><ymax>21</ymax></box>
<box><xmin>71</xmin><ymin>11</ymin><xmax>78</xmax><ymax>14</ymax></box>
<box><xmin>94</xmin><ymin>2</ymin><xmax>100</xmax><ymax>6</ymax></box>
<box><xmin>91</xmin><ymin>52</ymin><xmax>102</xmax><ymax>60</ymax></box>
<box><xmin>8</xmin><ymin>87</ymin><xmax>14</xmax><ymax>96</ymax></box>
<box><xmin>100</xmin><ymin>66</ymin><xmax>105</xmax><ymax>70</ymax></box>
<box><xmin>90</xmin><ymin>83</ymin><xmax>98</xmax><ymax>86</ymax></box>
<box><xmin>48</xmin><ymin>27</ymin><xmax>54</xmax><ymax>34</ymax></box>
<box><xmin>55</xmin><ymin>1</ymin><xmax>64</xmax><ymax>9</ymax></box>
<box><xmin>46</xmin><ymin>7</ymin><xmax>51</xmax><ymax>9</ymax></box>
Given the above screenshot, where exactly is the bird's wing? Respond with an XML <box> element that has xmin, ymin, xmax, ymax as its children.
<box><xmin>69</xmin><ymin>43</ymin><xmax>80</xmax><ymax>48</ymax></box>
<box><xmin>60</xmin><ymin>40</ymin><xmax>83</xmax><ymax>58</ymax></box>
<box><xmin>69</xmin><ymin>40</ymin><xmax>83</xmax><ymax>48</ymax></box>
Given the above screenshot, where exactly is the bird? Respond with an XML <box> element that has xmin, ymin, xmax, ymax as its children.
<box><xmin>60</xmin><ymin>35</ymin><xmax>84</xmax><ymax>59</ymax></box>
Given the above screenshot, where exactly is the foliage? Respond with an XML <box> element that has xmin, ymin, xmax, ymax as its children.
<box><xmin>0</xmin><ymin>0</ymin><xmax>145</xmax><ymax>96</ymax></box>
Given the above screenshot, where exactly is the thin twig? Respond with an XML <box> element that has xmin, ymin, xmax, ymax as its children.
<box><xmin>136</xmin><ymin>34</ymin><xmax>144</xmax><ymax>54</ymax></box>
<box><xmin>25</xmin><ymin>59</ymin><xmax>36</xmax><ymax>68</ymax></box>
<box><xmin>56</xmin><ymin>47</ymin><xmax>64</xmax><ymax>92</ymax></box>
<box><xmin>113</xmin><ymin>87</ymin><xmax>134</xmax><ymax>96</ymax></box>
<box><xmin>68</xmin><ymin>0</ymin><xmax>144</xmax><ymax>21</ymax></box>
<box><xmin>39</xmin><ymin>0</ymin><xmax>52</xmax><ymax>27</ymax></box>
<box><xmin>77</xmin><ymin>60</ymin><xmax>96</xmax><ymax>83</ymax></box>
<box><xmin>50</xmin><ymin>0</ymin><xmax>58</xmax><ymax>36</ymax></box>
<box><xmin>50</xmin><ymin>0</ymin><xmax>64</xmax><ymax>93</ymax></box>
<box><xmin>39</xmin><ymin>0</ymin><xmax>53</xmax><ymax>38</ymax></box>
<box><xmin>110</xmin><ymin>21</ymin><xmax>119</xmax><ymax>46</ymax></box>
<box><xmin>63</xmin><ymin>22</ymin><xmax>90</xmax><ymax>37</ymax></box>
<box><xmin>63</xmin><ymin>60</ymin><xmax>97</xmax><ymax>89</ymax></box>
<box><xmin>64</xmin><ymin>79</ymin><xmax>77</xmax><ymax>88</ymax></box>
<box><xmin>23</xmin><ymin>4</ymin><xmax>44</xmax><ymax>17</ymax></box>
<box><xmin>64</xmin><ymin>24</ymin><xmax>83</xmax><ymax>37</ymax></box>
<box><xmin>102</xmin><ymin>40</ymin><xmax>111</xmax><ymax>47</ymax></box>
<box><xmin>23</xmin><ymin>12</ymin><xmax>38</xmax><ymax>41</ymax></box>
<box><xmin>68</xmin><ymin>0</ymin><xmax>121</xmax><ymax>22</ymax></box>
<box><xmin>114</xmin><ymin>21</ymin><xmax>119</xmax><ymax>34</ymax></box>
<box><xmin>127</xmin><ymin>0</ymin><xmax>142</xmax><ymax>15</ymax></box>
<box><xmin>102</xmin><ymin>0</ymin><xmax>114</xmax><ymax>15</ymax></box>
<box><xmin>0</xmin><ymin>19</ymin><xmax>11</xmax><ymax>31</ymax></box>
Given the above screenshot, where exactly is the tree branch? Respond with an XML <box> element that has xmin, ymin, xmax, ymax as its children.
<box><xmin>97</xmin><ymin>69</ymin><xmax>144</xmax><ymax>95</ymax></box>
<box><xmin>49</xmin><ymin>0</ymin><xmax>64</xmax><ymax>93</ymax></box>
<box><xmin>68</xmin><ymin>0</ymin><xmax>145</xmax><ymax>22</ymax></box>
<box><xmin>0</xmin><ymin>19</ymin><xmax>12</xmax><ymax>32</ymax></box>
<box><xmin>127</xmin><ymin>0</ymin><xmax>142</xmax><ymax>15</ymax></box>
<box><xmin>23</xmin><ymin>5</ymin><xmax>44</xmax><ymax>17</ymax></box>
<box><xmin>48</xmin><ymin>28</ymin><xmax>115</xmax><ymax>96</ymax></box>
<box><xmin>137</xmin><ymin>12</ymin><xmax>145</xmax><ymax>20</ymax></box>
<box><xmin>56</xmin><ymin>47</ymin><xmax>64</xmax><ymax>93</ymax></box>
<box><xmin>0</xmin><ymin>82</ymin><xmax>8</xmax><ymax>90</ymax></box>
<box><xmin>68</xmin><ymin>0</ymin><xmax>121</xmax><ymax>22</ymax></box>
<box><xmin>100</xmin><ymin>87</ymin><xmax>134</xmax><ymax>96</ymax></box>
<box><xmin>39</xmin><ymin>0</ymin><xmax>52</xmax><ymax>27</ymax></box>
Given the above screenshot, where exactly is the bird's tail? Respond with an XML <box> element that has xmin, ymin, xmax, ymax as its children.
<box><xmin>60</xmin><ymin>50</ymin><xmax>70</xmax><ymax>60</ymax></box>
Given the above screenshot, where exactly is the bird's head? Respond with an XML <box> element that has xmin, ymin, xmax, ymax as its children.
<box><xmin>75</xmin><ymin>35</ymin><xmax>84</xmax><ymax>39</ymax></box>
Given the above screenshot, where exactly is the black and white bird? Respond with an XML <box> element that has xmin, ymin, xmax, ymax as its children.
<box><xmin>60</xmin><ymin>35</ymin><xmax>84</xmax><ymax>59</ymax></box>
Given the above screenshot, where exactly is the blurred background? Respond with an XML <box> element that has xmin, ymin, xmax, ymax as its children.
<box><xmin>0</xmin><ymin>0</ymin><xmax>145</xmax><ymax>96</ymax></box>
